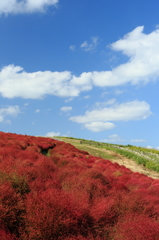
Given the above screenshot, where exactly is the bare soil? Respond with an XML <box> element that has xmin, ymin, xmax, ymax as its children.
<box><xmin>88</xmin><ymin>146</ymin><xmax>159</xmax><ymax>179</ymax></box>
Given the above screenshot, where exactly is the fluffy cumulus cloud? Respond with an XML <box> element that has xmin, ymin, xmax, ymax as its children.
<box><xmin>106</xmin><ymin>26</ymin><xmax>159</xmax><ymax>86</ymax></box>
<box><xmin>79</xmin><ymin>26</ymin><xmax>159</xmax><ymax>86</ymax></box>
<box><xmin>0</xmin><ymin>0</ymin><xmax>58</xmax><ymax>15</ymax></box>
<box><xmin>60</xmin><ymin>106</ymin><xmax>72</xmax><ymax>112</ymax></box>
<box><xmin>0</xmin><ymin>65</ymin><xmax>82</xmax><ymax>99</ymax></box>
<box><xmin>69</xmin><ymin>100</ymin><xmax>152</xmax><ymax>132</ymax></box>
<box><xmin>70</xmin><ymin>100</ymin><xmax>152</xmax><ymax>123</ymax></box>
<box><xmin>84</xmin><ymin>122</ymin><xmax>116</xmax><ymax>132</ymax></box>
<box><xmin>0</xmin><ymin>65</ymin><xmax>93</xmax><ymax>99</ymax></box>
<box><xmin>82</xmin><ymin>26</ymin><xmax>159</xmax><ymax>87</ymax></box>
<box><xmin>1</xmin><ymin>27</ymin><xmax>159</xmax><ymax>99</ymax></box>
<box><xmin>0</xmin><ymin>105</ymin><xmax>20</xmax><ymax>122</ymax></box>
<box><xmin>45</xmin><ymin>131</ymin><xmax>60</xmax><ymax>137</ymax></box>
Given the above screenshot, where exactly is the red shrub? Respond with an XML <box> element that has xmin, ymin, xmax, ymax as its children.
<box><xmin>30</xmin><ymin>176</ymin><xmax>61</xmax><ymax>192</ymax></box>
<box><xmin>23</xmin><ymin>189</ymin><xmax>82</xmax><ymax>239</ymax></box>
<box><xmin>33</xmin><ymin>155</ymin><xmax>56</xmax><ymax>177</ymax></box>
<box><xmin>0</xmin><ymin>182</ymin><xmax>25</xmax><ymax>237</ymax></box>
<box><xmin>0</xmin><ymin>228</ymin><xmax>16</xmax><ymax>240</ymax></box>
<box><xmin>114</xmin><ymin>214</ymin><xmax>159</xmax><ymax>240</ymax></box>
<box><xmin>90</xmin><ymin>196</ymin><xmax>118</xmax><ymax>228</ymax></box>
<box><xmin>2</xmin><ymin>132</ymin><xmax>159</xmax><ymax>239</ymax></box>
<box><xmin>50</xmin><ymin>155</ymin><xmax>60</xmax><ymax>164</ymax></box>
<box><xmin>148</xmin><ymin>182</ymin><xmax>159</xmax><ymax>197</ymax></box>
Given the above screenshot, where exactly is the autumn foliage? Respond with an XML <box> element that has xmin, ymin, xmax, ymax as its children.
<box><xmin>0</xmin><ymin>131</ymin><xmax>159</xmax><ymax>239</ymax></box>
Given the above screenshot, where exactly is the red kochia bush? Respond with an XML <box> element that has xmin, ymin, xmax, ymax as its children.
<box><xmin>22</xmin><ymin>188</ymin><xmax>82</xmax><ymax>239</ymax></box>
<box><xmin>0</xmin><ymin>181</ymin><xmax>25</xmax><ymax>237</ymax></box>
<box><xmin>1</xmin><ymin>131</ymin><xmax>159</xmax><ymax>239</ymax></box>
<box><xmin>0</xmin><ymin>228</ymin><xmax>16</xmax><ymax>240</ymax></box>
<box><xmin>114</xmin><ymin>213</ymin><xmax>159</xmax><ymax>240</ymax></box>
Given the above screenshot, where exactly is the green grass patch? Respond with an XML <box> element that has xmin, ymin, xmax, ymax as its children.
<box><xmin>55</xmin><ymin>137</ymin><xmax>159</xmax><ymax>174</ymax></box>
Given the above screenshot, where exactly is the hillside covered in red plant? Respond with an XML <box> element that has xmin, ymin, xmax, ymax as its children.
<box><xmin>0</xmin><ymin>131</ymin><xmax>159</xmax><ymax>240</ymax></box>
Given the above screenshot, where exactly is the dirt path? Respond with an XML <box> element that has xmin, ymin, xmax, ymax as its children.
<box><xmin>56</xmin><ymin>138</ymin><xmax>159</xmax><ymax>179</ymax></box>
<box><xmin>88</xmin><ymin>146</ymin><xmax>159</xmax><ymax>179</ymax></box>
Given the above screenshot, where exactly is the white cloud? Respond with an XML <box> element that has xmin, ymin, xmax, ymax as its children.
<box><xmin>0</xmin><ymin>105</ymin><xmax>20</xmax><ymax>122</ymax></box>
<box><xmin>70</xmin><ymin>72</ymin><xmax>93</xmax><ymax>92</ymax></box>
<box><xmin>105</xmin><ymin>26</ymin><xmax>159</xmax><ymax>86</ymax></box>
<box><xmin>81</xmin><ymin>36</ymin><xmax>100</xmax><ymax>51</ymax></box>
<box><xmin>35</xmin><ymin>109</ymin><xmax>40</xmax><ymax>113</ymax></box>
<box><xmin>156</xmin><ymin>147</ymin><xmax>159</xmax><ymax>150</ymax></box>
<box><xmin>0</xmin><ymin>65</ymin><xmax>82</xmax><ymax>99</ymax></box>
<box><xmin>101</xmin><ymin>134</ymin><xmax>125</xmax><ymax>143</ymax></box>
<box><xmin>60</xmin><ymin>106</ymin><xmax>72</xmax><ymax>112</ymax></box>
<box><xmin>1</xmin><ymin>27</ymin><xmax>159</xmax><ymax>100</ymax></box>
<box><xmin>69</xmin><ymin>100</ymin><xmax>152</xmax><ymax>124</ymax></box>
<box><xmin>0</xmin><ymin>0</ymin><xmax>58</xmax><ymax>15</ymax></box>
<box><xmin>69</xmin><ymin>45</ymin><xmax>75</xmax><ymax>51</ymax></box>
<box><xmin>130</xmin><ymin>139</ymin><xmax>146</xmax><ymax>143</ymax></box>
<box><xmin>45</xmin><ymin>131</ymin><xmax>60</xmax><ymax>137</ymax></box>
<box><xmin>84</xmin><ymin>122</ymin><xmax>116</xmax><ymax>132</ymax></box>
<box><xmin>82</xmin><ymin>26</ymin><xmax>159</xmax><ymax>87</ymax></box>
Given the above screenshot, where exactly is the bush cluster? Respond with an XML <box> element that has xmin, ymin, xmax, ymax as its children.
<box><xmin>0</xmin><ymin>131</ymin><xmax>159</xmax><ymax>239</ymax></box>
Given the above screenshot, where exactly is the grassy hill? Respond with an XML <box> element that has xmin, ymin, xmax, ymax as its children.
<box><xmin>54</xmin><ymin>136</ymin><xmax>159</xmax><ymax>178</ymax></box>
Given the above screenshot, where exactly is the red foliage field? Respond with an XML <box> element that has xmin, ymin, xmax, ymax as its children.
<box><xmin>0</xmin><ymin>131</ymin><xmax>159</xmax><ymax>239</ymax></box>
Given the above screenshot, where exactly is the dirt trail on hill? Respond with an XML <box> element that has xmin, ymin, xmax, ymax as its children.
<box><xmin>57</xmin><ymin>138</ymin><xmax>159</xmax><ymax>179</ymax></box>
<box><xmin>87</xmin><ymin>146</ymin><xmax>159</xmax><ymax>179</ymax></box>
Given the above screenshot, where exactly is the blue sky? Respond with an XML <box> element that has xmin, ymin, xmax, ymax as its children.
<box><xmin>0</xmin><ymin>0</ymin><xmax>159</xmax><ymax>148</ymax></box>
